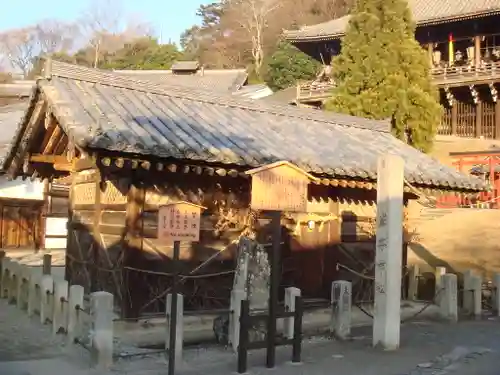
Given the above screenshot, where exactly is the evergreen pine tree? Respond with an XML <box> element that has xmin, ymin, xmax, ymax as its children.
<box><xmin>325</xmin><ymin>0</ymin><xmax>441</xmax><ymax>152</ymax></box>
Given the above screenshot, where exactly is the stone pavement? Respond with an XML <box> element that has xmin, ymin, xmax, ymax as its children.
<box><xmin>2</xmin><ymin>295</ymin><xmax>500</xmax><ymax>375</ymax></box>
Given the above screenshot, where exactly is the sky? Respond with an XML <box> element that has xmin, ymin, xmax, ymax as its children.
<box><xmin>1</xmin><ymin>0</ymin><xmax>212</xmax><ymax>44</ymax></box>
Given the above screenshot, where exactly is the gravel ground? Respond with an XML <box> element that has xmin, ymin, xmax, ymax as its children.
<box><xmin>2</xmin><ymin>296</ymin><xmax>500</xmax><ymax>375</ymax></box>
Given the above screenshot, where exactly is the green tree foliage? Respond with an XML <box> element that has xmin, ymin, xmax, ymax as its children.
<box><xmin>100</xmin><ymin>37</ymin><xmax>181</xmax><ymax>70</ymax></box>
<box><xmin>264</xmin><ymin>40</ymin><xmax>321</xmax><ymax>91</ymax></box>
<box><xmin>324</xmin><ymin>0</ymin><xmax>441</xmax><ymax>152</ymax></box>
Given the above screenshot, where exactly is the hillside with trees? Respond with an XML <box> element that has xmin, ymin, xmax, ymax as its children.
<box><xmin>0</xmin><ymin>0</ymin><xmax>352</xmax><ymax>88</ymax></box>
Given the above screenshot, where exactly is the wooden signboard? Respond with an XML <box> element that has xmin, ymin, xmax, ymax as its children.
<box><xmin>158</xmin><ymin>201</ymin><xmax>206</xmax><ymax>243</ymax></box>
<box><xmin>245</xmin><ymin>161</ymin><xmax>318</xmax><ymax>212</ymax></box>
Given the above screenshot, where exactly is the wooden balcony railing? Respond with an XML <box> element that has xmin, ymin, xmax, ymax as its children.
<box><xmin>296</xmin><ymin>61</ymin><xmax>500</xmax><ymax>102</ymax></box>
<box><xmin>431</xmin><ymin>60</ymin><xmax>500</xmax><ymax>86</ymax></box>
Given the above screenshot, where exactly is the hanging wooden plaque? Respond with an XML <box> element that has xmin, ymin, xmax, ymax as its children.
<box><xmin>245</xmin><ymin>161</ymin><xmax>318</xmax><ymax>212</ymax></box>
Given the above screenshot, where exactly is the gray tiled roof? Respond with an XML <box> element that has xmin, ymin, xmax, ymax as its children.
<box><xmin>5</xmin><ymin>60</ymin><xmax>484</xmax><ymax>191</ymax></box>
<box><xmin>0</xmin><ymin>102</ymin><xmax>30</xmax><ymax>167</ymax></box>
<box><xmin>113</xmin><ymin>68</ymin><xmax>248</xmax><ymax>93</ymax></box>
<box><xmin>284</xmin><ymin>0</ymin><xmax>500</xmax><ymax>41</ymax></box>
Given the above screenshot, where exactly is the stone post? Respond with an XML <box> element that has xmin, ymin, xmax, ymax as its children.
<box><xmin>53</xmin><ymin>280</ymin><xmax>69</xmax><ymax>335</ymax></box>
<box><xmin>40</xmin><ymin>275</ymin><xmax>54</xmax><ymax>324</ymax></box>
<box><xmin>373</xmin><ymin>154</ymin><xmax>404</xmax><ymax>350</ymax></box>
<box><xmin>42</xmin><ymin>253</ymin><xmax>52</xmax><ymax>275</ymax></box>
<box><xmin>471</xmin><ymin>275</ymin><xmax>482</xmax><ymax>318</ymax></box>
<box><xmin>90</xmin><ymin>291</ymin><xmax>114</xmax><ymax>369</ymax></box>
<box><xmin>463</xmin><ymin>270</ymin><xmax>474</xmax><ymax>314</ymax></box>
<box><xmin>229</xmin><ymin>289</ymin><xmax>246</xmax><ymax>352</ymax></box>
<box><xmin>493</xmin><ymin>273</ymin><xmax>500</xmax><ymax>316</ymax></box>
<box><xmin>67</xmin><ymin>285</ymin><xmax>85</xmax><ymax>344</ymax></box>
<box><xmin>8</xmin><ymin>261</ymin><xmax>20</xmax><ymax>304</ymax></box>
<box><xmin>166</xmin><ymin>293</ymin><xmax>184</xmax><ymax>364</ymax></box>
<box><xmin>435</xmin><ymin>267</ymin><xmax>446</xmax><ymax>305</ymax></box>
<box><xmin>284</xmin><ymin>287</ymin><xmax>301</xmax><ymax>339</ymax></box>
<box><xmin>408</xmin><ymin>264</ymin><xmax>419</xmax><ymax>301</ymax></box>
<box><xmin>16</xmin><ymin>265</ymin><xmax>28</xmax><ymax>309</ymax></box>
<box><xmin>0</xmin><ymin>258</ymin><xmax>11</xmax><ymax>298</ymax></box>
<box><xmin>331</xmin><ymin>280</ymin><xmax>352</xmax><ymax>339</ymax></box>
<box><xmin>27</xmin><ymin>271</ymin><xmax>39</xmax><ymax>317</ymax></box>
<box><xmin>440</xmin><ymin>274</ymin><xmax>458</xmax><ymax>322</ymax></box>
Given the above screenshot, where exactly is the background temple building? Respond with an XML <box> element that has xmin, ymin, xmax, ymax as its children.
<box><xmin>283</xmin><ymin>1</ymin><xmax>500</xmax><ymax>141</ymax></box>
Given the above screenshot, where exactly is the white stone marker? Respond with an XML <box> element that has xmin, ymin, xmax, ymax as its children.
<box><xmin>463</xmin><ymin>270</ymin><xmax>474</xmax><ymax>314</ymax></box>
<box><xmin>40</xmin><ymin>275</ymin><xmax>54</xmax><ymax>324</ymax></box>
<box><xmin>372</xmin><ymin>154</ymin><xmax>404</xmax><ymax>350</ymax></box>
<box><xmin>27</xmin><ymin>272</ymin><xmax>40</xmax><ymax>317</ymax></box>
<box><xmin>471</xmin><ymin>275</ymin><xmax>482</xmax><ymax>318</ymax></box>
<box><xmin>90</xmin><ymin>291</ymin><xmax>114</xmax><ymax>369</ymax></box>
<box><xmin>166</xmin><ymin>293</ymin><xmax>184</xmax><ymax>364</ymax></box>
<box><xmin>493</xmin><ymin>273</ymin><xmax>500</xmax><ymax>316</ymax></box>
<box><xmin>435</xmin><ymin>267</ymin><xmax>446</xmax><ymax>305</ymax></box>
<box><xmin>68</xmin><ymin>285</ymin><xmax>85</xmax><ymax>344</ymax></box>
<box><xmin>408</xmin><ymin>264</ymin><xmax>419</xmax><ymax>301</ymax></box>
<box><xmin>331</xmin><ymin>280</ymin><xmax>352</xmax><ymax>339</ymax></box>
<box><xmin>53</xmin><ymin>280</ymin><xmax>69</xmax><ymax>335</ymax></box>
<box><xmin>284</xmin><ymin>287</ymin><xmax>301</xmax><ymax>339</ymax></box>
<box><xmin>440</xmin><ymin>274</ymin><xmax>458</xmax><ymax>322</ymax></box>
<box><xmin>229</xmin><ymin>288</ymin><xmax>246</xmax><ymax>352</ymax></box>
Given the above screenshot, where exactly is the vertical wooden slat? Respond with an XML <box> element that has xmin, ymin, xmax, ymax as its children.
<box><xmin>451</xmin><ymin>104</ymin><xmax>457</xmax><ymax>135</ymax></box>
<box><xmin>476</xmin><ymin>101</ymin><xmax>483</xmax><ymax>138</ymax></box>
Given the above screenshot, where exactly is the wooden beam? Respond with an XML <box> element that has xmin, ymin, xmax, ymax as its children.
<box><xmin>496</xmin><ymin>99</ymin><xmax>500</xmax><ymax>139</ymax></box>
<box><xmin>474</xmin><ymin>35</ymin><xmax>481</xmax><ymax>67</ymax></box>
<box><xmin>476</xmin><ymin>100</ymin><xmax>483</xmax><ymax>138</ymax></box>
<box><xmin>30</xmin><ymin>154</ymin><xmax>68</xmax><ymax>164</ymax></box>
<box><xmin>43</xmin><ymin>126</ymin><xmax>62</xmax><ymax>155</ymax></box>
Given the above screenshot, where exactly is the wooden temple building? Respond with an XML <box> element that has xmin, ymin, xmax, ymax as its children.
<box><xmin>283</xmin><ymin>1</ymin><xmax>500</xmax><ymax>140</ymax></box>
<box><xmin>2</xmin><ymin>59</ymin><xmax>483</xmax><ymax>317</ymax></box>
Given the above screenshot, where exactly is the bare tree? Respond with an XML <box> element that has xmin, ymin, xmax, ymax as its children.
<box><xmin>0</xmin><ymin>27</ymin><xmax>38</xmax><ymax>76</ymax></box>
<box><xmin>227</xmin><ymin>0</ymin><xmax>281</xmax><ymax>76</ymax></box>
<box><xmin>34</xmin><ymin>19</ymin><xmax>80</xmax><ymax>54</ymax></box>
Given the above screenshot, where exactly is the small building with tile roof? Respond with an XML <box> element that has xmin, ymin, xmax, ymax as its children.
<box><xmin>1</xmin><ymin>59</ymin><xmax>484</xmax><ymax>317</ymax></box>
<box><xmin>113</xmin><ymin>60</ymin><xmax>249</xmax><ymax>94</ymax></box>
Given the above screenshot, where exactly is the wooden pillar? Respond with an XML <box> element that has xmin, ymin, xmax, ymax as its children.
<box><xmin>474</xmin><ymin>35</ymin><xmax>481</xmax><ymax>67</ymax></box>
<box><xmin>123</xmin><ymin>181</ymin><xmax>145</xmax><ymax>318</ymax></box>
<box><xmin>451</xmin><ymin>104</ymin><xmax>458</xmax><ymax>135</ymax></box>
<box><xmin>476</xmin><ymin>101</ymin><xmax>483</xmax><ymax>138</ymax></box>
<box><xmin>495</xmin><ymin>100</ymin><xmax>500</xmax><ymax>139</ymax></box>
<box><xmin>427</xmin><ymin>43</ymin><xmax>434</xmax><ymax>66</ymax></box>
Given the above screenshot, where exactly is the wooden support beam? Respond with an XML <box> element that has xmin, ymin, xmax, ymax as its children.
<box><xmin>42</xmin><ymin>126</ymin><xmax>62</xmax><ymax>155</ymax></box>
<box><xmin>476</xmin><ymin>100</ymin><xmax>483</xmax><ymax>138</ymax></box>
<box><xmin>474</xmin><ymin>35</ymin><xmax>481</xmax><ymax>67</ymax></box>
<box><xmin>451</xmin><ymin>104</ymin><xmax>458</xmax><ymax>135</ymax></box>
<box><xmin>30</xmin><ymin>154</ymin><xmax>68</xmax><ymax>164</ymax></box>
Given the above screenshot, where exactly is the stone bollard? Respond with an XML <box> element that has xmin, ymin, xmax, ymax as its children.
<box><xmin>229</xmin><ymin>289</ymin><xmax>246</xmax><ymax>352</ymax></box>
<box><xmin>0</xmin><ymin>258</ymin><xmax>11</xmax><ymax>298</ymax></box>
<box><xmin>408</xmin><ymin>264</ymin><xmax>419</xmax><ymax>301</ymax></box>
<box><xmin>40</xmin><ymin>275</ymin><xmax>54</xmax><ymax>324</ymax></box>
<box><xmin>27</xmin><ymin>271</ymin><xmax>40</xmax><ymax>317</ymax></box>
<box><xmin>166</xmin><ymin>293</ymin><xmax>184</xmax><ymax>365</ymax></box>
<box><xmin>16</xmin><ymin>265</ymin><xmax>28</xmax><ymax>309</ymax></box>
<box><xmin>331</xmin><ymin>280</ymin><xmax>352</xmax><ymax>339</ymax></box>
<box><xmin>440</xmin><ymin>274</ymin><xmax>458</xmax><ymax>322</ymax></box>
<box><xmin>471</xmin><ymin>275</ymin><xmax>482</xmax><ymax>318</ymax></box>
<box><xmin>53</xmin><ymin>280</ymin><xmax>69</xmax><ymax>335</ymax></box>
<box><xmin>90</xmin><ymin>291</ymin><xmax>114</xmax><ymax>369</ymax></box>
<box><xmin>67</xmin><ymin>285</ymin><xmax>85</xmax><ymax>344</ymax></box>
<box><xmin>284</xmin><ymin>287</ymin><xmax>301</xmax><ymax>339</ymax></box>
<box><xmin>493</xmin><ymin>273</ymin><xmax>500</xmax><ymax>316</ymax></box>
<box><xmin>435</xmin><ymin>267</ymin><xmax>446</xmax><ymax>305</ymax></box>
<box><xmin>462</xmin><ymin>270</ymin><xmax>474</xmax><ymax>314</ymax></box>
<box><xmin>8</xmin><ymin>261</ymin><xmax>20</xmax><ymax>304</ymax></box>
<box><xmin>42</xmin><ymin>253</ymin><xmax>52</xmax><ymax>275</ymax></box>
